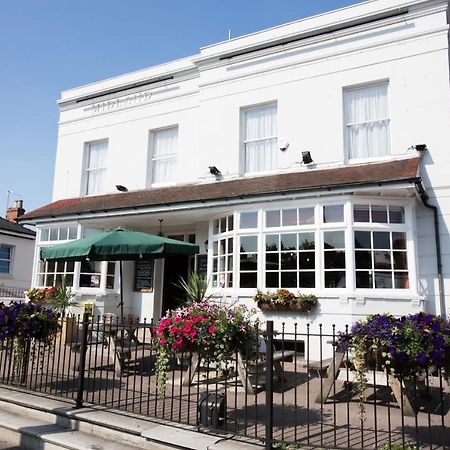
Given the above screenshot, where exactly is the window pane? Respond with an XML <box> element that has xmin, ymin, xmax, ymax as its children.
<box><xmin>299</xmin><ymin>272</ymin><xmax>315</xmax><ymax>288</ymax></box>
<box><xmin>59</xmin><ymin>227</ymin><xmax>68</xmax><ymax>240</ymax></box>
<box><xmin>325</xmin><ymin>251</ymin><xmax>346</xmax><ymax>269</ymax></box>
<box><xmin>394</xmin><ymin>272</ymin><xmax>409</xmax><ymax>289</ymax></box>
<box><xmin>355</xmin><ymin>251</ymin><xmax>372</xmax><ymax>269</ymax></box>
<box><xmin>373</xmin><ymin>232</ymin><xmax>390</xmax><ymax>249</ymax></box>
<box><xmin>372</xmin><ymin>206</ymin><xmax>388</xmax><ymax>223</ymax></box>
<box><xmin>66</xmin><ymin>261</ymin><xmax>75</xmax><ymax>272</ymax></box>
<box><xmin>324</xmin><ymin>231</ymin><xmax>345</xmax><ymax>249</ymax></box>
<box><xmin>240</xmin><ymin>212</ymin><xmax>258</xmax><ymax>229</ymax></box>
<box><xmin>299</xmin><ymin>252</ymin><xmax>315</xmax><ymax>269</ymax></box>
<box><xmin>392</xmin><ymin>232</ymin><xmax>407</xmax><ymax>249</ymax></box>
<box><xmin>47</xmin><ymin>261</ymin><xmax>55</xmax><ymax>272</ymax></box>
<box><xmin>354</xmin><ymin>205</ymin><xmax>370</xmax><ymax>222</ymax></box>
<box><xmin>389</xmin><ymin>206</ymin><xmax>405</xmax><ymax>224</ymax></box>
<box><xmin>299</xmin><ymin>232</ymin><xmax>315</xmax><ymax>250</ymax></box>
<box><xmin>266</xmin><ymin>235</ymin><xmax>278</xmax><ymax>251</ymax></box>
<box><xmin>325</xmin><ymin>272</ymin><xmax>346</xmax><ymax>288</ymax></box>
<box><xmin>355</xmin><ymin>231</ymin><xmax>371</xmax><ymax>249</ymax></box>
<box><xmin>324</xmin><ymin>205</ymin><xmax>344</xmax><ymax>223</ymax></box>
<box><xmin>68</xmin><ymin>227</ymin><xmax>78</xmax><ymax>240</ymax></box>
<box><xmin>280</xmin><ymin>234</ymin><xmax>296</xmax><ymax>250</ymax></box>
<box><xmin>356</xmin><ymin>271</ymin><xmax>372</xmax><ymax>288</ymax></box>
<box><xmin>266</xmin><ymin>210</ymin><xmax>280</xmax><ymax>227</ymax></box>
<box><xmin>227</xmin><ymin>255</ymin><xmax>233</xmax><ymax>271</ymax></box>
<box><xmin>240</xmin><ymin>272</ymin><xmax>257</xmax><ymax>288</ymax></box>
<box><xmin>240</xmin><ymin>254</ymin><xmax>257</xmax><ymax>271</ymax></box>
<box><xmin>266</xmin><ymin>253</ymin><xmax>279</xmax><ymax>270</ymax></box>
<box><xmin>152</xmin><ymin>128</ymin><xmax>177</xmax><ymax>184</ymax></box>
<box><xmin>393</xmin><ymin>252</ymin><xmax>408</xmax><ymax>270</ymax></box>
<box><xmin>374</xmin><ymin>251</ymin><xmax>391</xmax><ymax>269</ymax></box>
<box><xmin>228</xmin><ymin>215</ymin><xmax>234</xmax><ymax>231</ymax></box>
<box><xmin>299</xmin><ymin>207</ymin><xmax>315</xmax><ymax>225</ymax></box>
<box><xmin>220</xmin><ymin>217</ymin><xmax>227</xmax><ymax>233</ymax></box>
<box><xmin>281</xmin><ymin>252</ymin><xmax>297</xmax><ymax>270</ymax></box>
<box><xmin>281</xmin><ymin>272</ymin><xmax>297</xmax><ymax>288</ymax></box>
<box><xmin>213</xmin><ymin>220</ymin><xmax>220</xmax><ymax>234</ymax></box>
<box><xmin>41</xmin><ymin>229</ymin><xmax>49</xmax><ymax>241</ymax></box>
<box><xmin>374</xmin><ymin>272</ymin><xmax>392</xmax><ymax>289</ymax></box>
<box><xmin>50</xmin><ymin>229</ymin><xmax>58</xmax><ymax>241</ymax></box>
<box><xmin>213</xmin><ymin>241</ymin><xmax>218</xmax><ymax>255</ymax></box>
<box><xmin>266</xmin><ymin>272</ymin><xmax>278</xmax><ymax>288</ymax></box>
<box><xmin>282</xmin><ymin>209</ymin><xmax>297</xmax><ymax>226</ymax></box>
<box><xmin>240</xmin><ymin>236</ymin><xmax>257</xmax><ymax>252</ymax></box>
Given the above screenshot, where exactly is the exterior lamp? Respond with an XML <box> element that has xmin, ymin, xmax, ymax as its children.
<box><xmin>116</xmin><ymin>185</ymin><xmax>128</xmax><ymax>192</ymax></box>
<box><xmin>301</xmin><ymin>151</ymin><xmax>313</xmax><ymax>164</ymax></box>
<box><xmin>209</xmin><ymin>166</ymin><xmax>221</xmax><ymax>176</ymax></box>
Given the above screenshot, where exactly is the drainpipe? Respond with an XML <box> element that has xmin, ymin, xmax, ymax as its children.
<box><xmin>415</xmin><ymin>178</ymin><xmax>446</xmax><ymax>316</ymax></box>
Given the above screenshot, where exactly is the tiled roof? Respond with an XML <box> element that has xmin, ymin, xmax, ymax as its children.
<box><xmin>0</xmin><ymin>217</ymin><xmax>36</xmax><ymax>237</ymax></box>
<box><xmin>21</xmin><ymin>157</ymin><xmax>420</xmax><ymax>221</ymax></box>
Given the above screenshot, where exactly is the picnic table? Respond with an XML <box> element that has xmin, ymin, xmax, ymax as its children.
<box><xmin>311</xmin><ymin>343</ymin><xmax>417</xmax><ymax>416</ymax></box>
<box><xmin>71</xmin><ymin>323</ymin><xmax>151</xmax><ymax>376</ymax></box>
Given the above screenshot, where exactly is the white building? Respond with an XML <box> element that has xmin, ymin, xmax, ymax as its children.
<box><xmin>1</xmin><ymin>201</ymin><xmax>35</xmax><ymax>299</ymax></box>
<box><xmin>21</xmin><ymin>0</ymin><xmax>450</xmax><ymax>334</ymax></box>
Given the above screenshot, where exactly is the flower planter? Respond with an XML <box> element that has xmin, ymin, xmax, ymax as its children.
<box><xmin>257</xmin><ymin>302</ymin><xmax>315</xmax><ymax>313</ymax></box>
<box><xmin>59</xmin><ymin>316</ymin><xmax>78</xmax><ymax>344</ymax></box>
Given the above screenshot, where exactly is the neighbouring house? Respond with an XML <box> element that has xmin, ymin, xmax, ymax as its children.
<box><xmin>0</xmin><ymin>200</ymin><xmax>36</xmax><ymax>300</ymax></box>
<box><xmin>20</xmin><ymin>0</ymin><xmax>450</xmax><ymax>340</ymax></box>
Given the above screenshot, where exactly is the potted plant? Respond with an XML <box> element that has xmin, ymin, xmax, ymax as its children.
<box><xmin>337</xmin><ymin>313</ymin><xmax>450</xmax><ymax>417</ymax></box>
<box><xmin>176</xmin><ymin>272</ymin><xmax>212</xmax><ymax>304</ymax></box>
<box><xmin>253</xmin><ymin>289</ymin><xmax>318</xmax><ymax>313</ymax></box>
<box><xmin>51</xmin><ymin>278</ymin><xmax>78</xmax><ymax>343</ymax></box>
<box><xmin>152</xmin><ymin>301</ymin><xmax>259</xmax><ymax>394</ymax></box>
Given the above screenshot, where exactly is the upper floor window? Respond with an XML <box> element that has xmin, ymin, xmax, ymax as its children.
<box><xmin>40</xmin><ymin>226</ymin><xmax>78</xmax><ymax>242</ymax></box>
<box><xmin>85</xmin><ymin>140</ymin><xmax>108</xmax><ymax>195</ymax></box>
<box><xmin>344</xmin><ymin>83</ymin><xmax>390</xmax><ymax>160</ymax></box>
<box><xmin>150</xmin><ymin>127</ymin><xmax>178</xmax><ymax>185</ymax></box>
<box><xmin>0</xmin><ymin>245</ymin><xmax>13</xmax><ymax>275</ymax></box>
<box><xmin>242</xmin><ymin>104</ymin><xmax>277</xmax><ymax>174</ymax></box>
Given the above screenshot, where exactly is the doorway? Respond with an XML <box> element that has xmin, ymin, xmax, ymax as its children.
<box><xmin>161</xmin><ymin>255</ymin><xmax>190</xmax><ymax>314</ymax></box>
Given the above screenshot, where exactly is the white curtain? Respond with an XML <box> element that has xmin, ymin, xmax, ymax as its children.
<box><xmin>345</xmin><ymin>84</ymin><xmax>390</xmax><ymax>160</ymax></box>
<box><xmin>86</xmin><ymin>141</ymin><xmax>108</xmax><ymax>195</ymax></box>
<box><xmin>244</xmin><ymin>105</ymin><xmax>277</xmax><ymax>173</ymax></box>
<box><xmin>152</xmin><ymin>127</ymin><xmax>178</xmax><ymax>184</ymax></box>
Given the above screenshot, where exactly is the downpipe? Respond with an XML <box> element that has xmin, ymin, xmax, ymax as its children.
<box><xmin>415</xmin><ymin>179</ymin><xmax>446</xmax><ymax>316</ymax></box>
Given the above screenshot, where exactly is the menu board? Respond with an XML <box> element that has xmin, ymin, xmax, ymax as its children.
<box><xmin>134</xmin><ymin>260</ymin><xmax>154</xmax><ymax>292</ymax></box>
<box><xmin>195</xmin><ymin>254</ymin><xmax>208</xmax><ymax>278</ymax></box>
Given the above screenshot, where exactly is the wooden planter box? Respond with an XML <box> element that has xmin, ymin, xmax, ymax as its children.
<box><xmin>59</xmin><ymin>316</ymin><xmax>78</xmax><ymax>344</ymax></box>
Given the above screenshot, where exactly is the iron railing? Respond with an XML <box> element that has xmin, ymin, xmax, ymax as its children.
<box><xmin>0</xmin><ymin>315</ymin><xmax>448</xmax><ymax>449</ymax></box>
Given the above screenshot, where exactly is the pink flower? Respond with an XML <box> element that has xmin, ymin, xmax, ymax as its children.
<box><xmin>159</xmin><ymin>337</ymin><xmax>166</xmax><ymax>346</ymax></box>
<box><xmin>208</xmin><ymin>326</ymin><xmax>215</xmax><ymax>334</ymax></box>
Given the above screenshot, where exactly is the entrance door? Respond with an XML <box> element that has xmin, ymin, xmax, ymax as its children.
<box><xmin>161</xmin><ymin>255</ymin><xmax>190</xmax><ymax>314</ymax></box>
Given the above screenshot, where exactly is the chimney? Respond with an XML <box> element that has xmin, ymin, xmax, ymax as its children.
<box><xmin>6</xmin><ymin>200</ymin><xmax>25</xmax><ymax>223</ymax></box>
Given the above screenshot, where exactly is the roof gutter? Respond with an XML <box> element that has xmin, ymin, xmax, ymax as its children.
<box><xmin>415</xmin><ymin>178</ymin><xmax>446</xmax><ymax>316</ymax></box>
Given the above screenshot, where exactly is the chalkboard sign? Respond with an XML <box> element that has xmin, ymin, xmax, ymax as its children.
<box><xmin>134</xmin><ymin>260</ymin><xmax>154</xmax><ymax>292</ymax></box>
<box><xmin>195</xmin><ymin>254</ymin><xmax>208</xmax><ymax>278</ymax></box>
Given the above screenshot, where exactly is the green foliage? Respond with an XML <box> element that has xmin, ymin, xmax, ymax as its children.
<box><xmin>50</xmin><ymin>277</ymin><xmax>78</xmax><ymax>315</ymax></box>
<box><xmin>176</xmin><ymin>272</ymin><xmax>211</xmax><ymax>304</ymax></box>
<box><xmin>253</xmin><ymin>289</ymin><xmax>318</xmax><ymax>313</ymax></box>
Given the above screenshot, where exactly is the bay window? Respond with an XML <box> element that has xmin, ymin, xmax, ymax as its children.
<box><xmin>210</xmin><ymin>199</ymin><xmax>413</xmax><ymax>294</ymax></box>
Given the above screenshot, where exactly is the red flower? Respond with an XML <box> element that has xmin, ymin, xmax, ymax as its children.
<box><xmin>208</xmin><ymin>326</ymin><xmax>215</xmax><ymax>334</ymax></box>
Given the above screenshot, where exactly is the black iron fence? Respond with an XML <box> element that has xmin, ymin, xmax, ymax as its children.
<box><xmin>0</xmin><ymin>315</ymin><xmax>448</xmax><ymax>449</ymax></box>
<box><xmin>0</xmin><ymin>286</ymin><xmax>25</xmax><ymax>299</ymax></box>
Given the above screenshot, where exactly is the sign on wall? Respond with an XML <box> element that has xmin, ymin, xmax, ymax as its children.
<box><xmin>195</xmin><ymin>254</ymin><xmax>208</xmax><ymax>279</ymax></box>
<box><xmin>134</xmin><ymin>260</ymin><xmax>154</xmax><ymax>292</ymax></box>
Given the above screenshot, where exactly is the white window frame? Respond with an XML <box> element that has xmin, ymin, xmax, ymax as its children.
<box><xmin>344</xmin><ymin>81</ymin><xmax>390</xmax><ymax>162</ymax></box>
<box><xmin>241</xmin><ymin>103</ymin><xmax>278</xmax><ymax>175</ymax></box>
<box><xmin>149</xmin><ymin>126</ymin><xmax>178</xmax><ymax>187</ymax></box>
<box><xmin>83</xmin><ymin>139</ymin><xmax>108</xmax><ymax>196</ymax></box>
<box><xmin>0</xmin><ymin>244</ymin><xmax>13</xmax><ymax>276</ymax></box>
<box><xmin>208</xmin><ymin>197</ymin><xmax>417</xmax><ymax>299</ymax></box>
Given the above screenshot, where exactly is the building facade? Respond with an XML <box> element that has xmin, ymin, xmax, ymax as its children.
<box><xmin>22</xmin><ymin>0</ymin><xmax>450</xmax><ymax>334</ymax></box>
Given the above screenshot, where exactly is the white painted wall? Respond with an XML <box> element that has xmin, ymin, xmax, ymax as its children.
<box><xmin>32</xmin><ymin>0</ymin><xmax>450</xmax><ymax>327</ymax></box>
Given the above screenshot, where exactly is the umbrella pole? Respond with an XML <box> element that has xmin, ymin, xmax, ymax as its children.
<box><xmin>119</xmin><ymin>260</ymin><xmax>124</xmax><ymax>323</ymax></box>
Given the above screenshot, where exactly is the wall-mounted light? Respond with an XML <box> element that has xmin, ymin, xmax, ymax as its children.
<box><xmin>301</xmin><ymin>151</ymin><xmax>313</xmax><ymax>165</ymax></box>
<box><xmin>278</xmin><ymin>139</ymin><xmax>289</xmax><ymax>151</ymax></box>
<box><xmin>209</xmin><ymin>166</ymin><xmax>221</xmax><ymax>176</ymax></box>
<box><xmin>414</xmin><ymin>144</ymin><xmax>428</xmax><ymax>152</ymax></box>
<box><xmin>116</xmin><ymin>185</ymin><xmax>128</xmax><ymax>192</ymax></box>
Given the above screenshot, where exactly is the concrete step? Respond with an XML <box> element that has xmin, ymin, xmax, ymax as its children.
<box><xmin>0</xmin><ymin>386</ymin><xmax>262</xmax><ymax>450</ymax></box>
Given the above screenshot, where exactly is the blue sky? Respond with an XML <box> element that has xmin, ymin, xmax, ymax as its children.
<box><xmin>0</xmin><ymin>0</ymin><xmax>361</xmax><ymax>214</ymax></box>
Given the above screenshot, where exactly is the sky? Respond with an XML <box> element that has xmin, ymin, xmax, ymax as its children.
<box><xmin>0</xmin><ymin>0</ymin><xmax>362</xmax><ymax>215</ymax></box>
